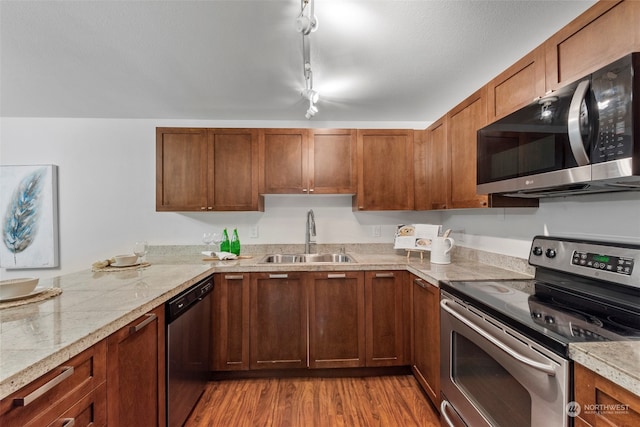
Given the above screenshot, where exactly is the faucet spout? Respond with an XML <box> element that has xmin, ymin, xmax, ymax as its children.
<box><xmin>305</xmin><ymin>209</ymin><xmax>316</xmax><ymax>254</ymax></box>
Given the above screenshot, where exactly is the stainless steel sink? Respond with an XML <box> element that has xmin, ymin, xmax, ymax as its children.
<box><xmin>259</xmin><ymin>253</ymin><xmax>355</xmax><ymax>264</ymax></box>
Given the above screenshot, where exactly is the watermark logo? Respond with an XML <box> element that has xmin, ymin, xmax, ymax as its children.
<box><xmin>566</xmin><ymin>401</ymin><xmax>581</xmax><ymax>417</ymax></box>
<box><xmin>566</xmin><ymin>401</ymin><xmax>630</xmax><ymax>417</ymax></box>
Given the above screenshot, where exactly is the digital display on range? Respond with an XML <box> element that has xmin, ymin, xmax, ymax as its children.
<box><xmin>572</xmin><ymin>251</ymin><xmax>634</xmax><ymax>275</ymax></box>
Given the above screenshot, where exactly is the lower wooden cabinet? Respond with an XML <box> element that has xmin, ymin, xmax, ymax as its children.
<box><xmin>411</xmin><ymin>275</ymin><xmax>440</xmax><ymax>408</ymax></box>
<box><xmin>308</xmin><ymin>271</ymin><xmax>365</xmax><ymax>369</ymax></box>
<box><xmin>106</xmin><ymin>306</ymin><xmax>165</xmax><ymax>427</ymax></box>
<box><xmin>249</xmin><ymin>272</ymin><xmax>308</xmax><ymax>369</ymax></box>
<box><xmin>212</xmin><ymin>273</ymin><xmax>250</xmax><ymax>371</ymax></box>
<box><xmin>574</xmin><ymin>362</ymin><xmax>640</xmax><ymax>427</ymax></box>
<box><xmin>0</xmin><ymin>340</ymin><xmax>107</xmax><ymax>427</ymax></box>
<box><xmin>365</xmin><ymin>271</ymin><xmax>406</xmax><ymax>367</ymax></box>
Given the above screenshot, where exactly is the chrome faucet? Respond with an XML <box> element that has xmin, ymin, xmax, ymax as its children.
<box><xmin>305</xmin><ymin>209</ymin><xmax>316</xmax><ymax>254</ymax></box>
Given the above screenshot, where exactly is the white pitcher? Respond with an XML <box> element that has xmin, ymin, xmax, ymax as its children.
<box><xmin>431</xmin><ymin>237</ymin><xmax>455</xmax><ymax>264</ymax></box>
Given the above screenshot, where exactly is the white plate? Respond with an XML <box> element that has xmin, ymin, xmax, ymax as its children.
<box><xmin>0</xmin><ymin>288</ymin><xmax>46</xmax><ymax>302</ymax></box>
<box><xmin>110</xmin><ymin>262</ymin><xmax>140</xmax><ymax>268</ymax></box>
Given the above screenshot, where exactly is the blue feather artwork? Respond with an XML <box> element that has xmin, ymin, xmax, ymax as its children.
<box><xmin>3</xmin><ymin>168</ymin><xmax>46</xmax><ymax>264</ymax></box>
<box><xmin>0</xmin><ymin>165</ymin><xmax>59</xmax><ymax>269</ymax></box>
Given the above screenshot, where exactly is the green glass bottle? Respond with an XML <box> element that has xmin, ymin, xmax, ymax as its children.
<box><xmin>230</xmin><ymin>228</ymin><xmax>241</xmax><ymax>256</ymax></box>
<box><xmin>220</xmin><ymin>228</ymin><xmax>230</xmax><ymax>253</ymax></box>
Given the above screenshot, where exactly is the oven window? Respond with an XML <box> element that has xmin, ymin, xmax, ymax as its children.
<box><xmin>452</xmin><ymin>333</ymin><xmax>531</xmax><ymax>427</ymax></box>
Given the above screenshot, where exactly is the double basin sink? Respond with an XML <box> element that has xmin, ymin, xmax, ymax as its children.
<box><xmin>259</xmin><ymin>253</ymin><xmax>355</xmax><ymax>264</ymax></box>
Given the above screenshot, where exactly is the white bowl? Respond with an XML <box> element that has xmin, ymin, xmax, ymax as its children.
<box><xmin>0</xmin><ymin>277</ymin><xmax>39</xmax><ymax>299</ymax></box>
<box><xmin>112</xmin><ymin>254</ymin><xmax>139</xmax><ymax>266</ymax></box>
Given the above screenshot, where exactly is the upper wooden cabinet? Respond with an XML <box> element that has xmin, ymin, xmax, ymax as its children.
<box><xmin>426</xmin><ymin>117</ymin><xmax>450</xmax><ymax>210</ymax></box>
<box><xmin>354</xmin><ymin>129</ymin><xmax>415</xmax><ymax>211</ymax></box>
<box><xmin>413</xmin><ymin>130</ymin><xmax>430</xmax><ymax>211</ymax></box>
<box><xmin>448</xmin><ymin>87</ymin><xmax>489</xmax><ymax>209</ymax></box>
<box><xmin>156</xmin><ymin>127</ymin><xmax>262</xmax><ymax>212</ymax></box>
<box><xmin>545</xmin><ymin>0</ymin><xmax>640</xmax><ymax>91</ymax></box>
<box><xmin>487</xmin><ymin>46</ymin><xmax>546</xmax><ymax>122</ymax></box>
<box><xmin>310</xmin><ymin>129</ymin><xmax>357</xmax><ymax>194</ymax></box>
<box><xmin>261</xmin><ymin>128</ymin><xmax>356</xmax><ymax>194</ymax></box>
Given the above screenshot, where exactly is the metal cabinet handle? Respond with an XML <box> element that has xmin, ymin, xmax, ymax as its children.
<box><xmin>129</xmin><ymin>313</ymin><xmax>157</xmax><ymax>334</ymax></box>
<box><xmin>62</xmin><ymin>418</ymin><xmax>76</xmax><ymax>427</ymax></box>
<box><xmin>327</xmin><ymin>273</ymin><xmax>346</xmax><ymax>279</ymax></box>
<box><xmin>374</xmin><ymin>273</ymin><xmax>394</xmax><ymax>278</ymax></box>
<box><xmin>413</xmin><ymin>278</ymin><xmax>427</xmax><ymax>288</ymax></box>
<box><xmin>269</xmin><ymin>274</ymin><xmax>288</xmax><ymax>279</ymax></box>
<box><xmin>440</xmin><ymin>299</ymin><xmax>556</xmax><ymax>376</ymax></box>
<box><xmin>13</xmin><ymin>366</ymin><xmax>74</xmax><ymax>407</ymax></box>
<box><xmin>225</xmin><ymin>274</ymin><xmax>244</xmax><ymax>280</ymax></box>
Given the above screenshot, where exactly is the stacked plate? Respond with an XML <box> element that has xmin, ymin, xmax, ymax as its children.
<box><xmin>0</xmin><ymin>277</ymin><xmax>41</xmax><ymax>302</ymax></box>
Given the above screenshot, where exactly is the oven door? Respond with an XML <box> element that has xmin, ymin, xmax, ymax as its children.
<box><xmin>440</xmin><ymin>292</ymin><xmax>570</xmax><ymax>427</ymax></box>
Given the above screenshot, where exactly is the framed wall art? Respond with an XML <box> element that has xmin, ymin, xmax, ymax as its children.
<box><xmin>0</xmin><ymin>165</ymin><xmax>59</xmax><ymax>269</ymax></box>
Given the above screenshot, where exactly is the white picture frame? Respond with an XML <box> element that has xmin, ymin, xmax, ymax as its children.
<box><xmin>0</xmin><ymin>165</ymin><xmax>59</xmax><ymax>269</ymax></box>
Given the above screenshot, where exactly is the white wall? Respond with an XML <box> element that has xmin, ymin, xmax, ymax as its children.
<box><xmin>1</xmin><ymin>118</ymin><xmax>639</xmax><ymax>278</ymax></box>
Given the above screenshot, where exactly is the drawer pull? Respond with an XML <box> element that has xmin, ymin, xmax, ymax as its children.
<box><xmin>129</xmin><ymin>313</ymin><xmax>157</xmax><ymax>334</ymax></box>
<box><xmin>225</xmin><ymin>274</ymin><xmax>244</xmax><ymax>280</ymax></box>
<box><xmin>327</xmin><ymin>273</ymin><xmax>346</xmax><ymax>279</ymax></box>
<box><xmin>62</xmin><ymin>418</ymin><xmax>76</xmax><ymax>427</ymax></box>
<box><xmin>414</xmin><ymin>278</ymin><xmax>427</xmax><ymax>288</ymax></box>
<box><xmin>14</xmin><ymin>366</ymin><xmax>74</xmax><ymax>407</ymax></box>
<box><xmin>374</xmin><ymin>273</ymin><xmax>394</xmax><ymax>278</ymax></box>
<box><xmin>268</xmin><ymin>274</ymin><xmax>288</xmax><ymax>279</ymax></box>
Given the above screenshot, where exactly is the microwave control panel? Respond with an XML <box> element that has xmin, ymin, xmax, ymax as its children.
<box><xmin>592</xmin><ymin>53</ymin><xmax>635</xmax><ymax>163</ymax></box>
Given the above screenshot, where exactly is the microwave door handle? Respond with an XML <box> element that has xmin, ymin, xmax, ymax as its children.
<box><xmin>440</xmin><ymin>299</ymin><xmax>557</xmax><ymax>376</ymax></box>
<box><xmin>567</xmin><ymin>79</ymin><xmax>591</xmax><ymax>166</ymax></box>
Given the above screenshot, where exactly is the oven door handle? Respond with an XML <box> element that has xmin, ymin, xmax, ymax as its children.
<box><xmin>441</xmin><ymin>299</ymin><xmax>557</xmax><ymax>377</ymax></box>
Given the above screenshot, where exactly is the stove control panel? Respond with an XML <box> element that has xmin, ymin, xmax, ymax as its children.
<box><xmin>571</xmin><ymin>251</ymin><xmax>634</xmax><ymax>276</ymax></box>
<box><xmin>529</xmin><ymin>236</ymin><xmax>640</xmax><ymax>288</ymax></box>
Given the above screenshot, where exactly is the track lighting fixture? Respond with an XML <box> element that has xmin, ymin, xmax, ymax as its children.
<box><xmin>298</xmin><ymin>0</ymin><xmax>319</xmax><ymax>119</ymax></box>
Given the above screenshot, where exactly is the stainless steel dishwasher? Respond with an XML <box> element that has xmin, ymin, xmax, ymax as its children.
<box><xmin>166</xmin><ymin>275</ymin><xmax>214</xmax><ymax>427</ymax></box>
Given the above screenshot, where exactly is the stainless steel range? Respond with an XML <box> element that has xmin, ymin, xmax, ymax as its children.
<box><xmin>439</xmin><ymin>236</ymin><xmax>640</xmax><ymax>427</ymax></box>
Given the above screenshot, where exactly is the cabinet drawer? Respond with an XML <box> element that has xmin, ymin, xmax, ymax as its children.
<box><xmin>0</xmin><ymin>340</ymin><xmax>106</xmax><ymax>427</ymax></box>
<box><xmin>47</xmin><ymin>382</ymin><xmax>107</xmax><ymax>427</ymax></box>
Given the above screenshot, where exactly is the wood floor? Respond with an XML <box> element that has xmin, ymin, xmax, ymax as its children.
<box><xmin>185</xmin><ymin>375</ymin><xmax>440</xmax><ymax>427</ymax></box>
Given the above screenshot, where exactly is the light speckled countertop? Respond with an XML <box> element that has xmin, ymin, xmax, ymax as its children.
<box><xmin>1</xmin><ymin>245</ymin><xmax>637</xmax><ymax>400</ymax></box>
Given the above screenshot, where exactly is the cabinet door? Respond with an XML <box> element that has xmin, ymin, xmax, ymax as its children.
<box><xmin>355</xmin><ymin>129</ymin><xmax>414</xmax><ymax>210</ymax></box>
<box><xmin>545</xmin><ymin>0</ymin><xmax>640</xmax><ymax>91</ymax></box>
<box><xmin>212</xmin><ymin>273</ymin><xmax>250</xmax><ymax>371</ymax></box>
<box><xmin>413</xmin><ymin>130</ymin><xmax>430</xmax><ymax>210</ymax></box>
<box><xmin>412</xmin><ymin>276</ymin><xmax>440</xmax><ymax>408</ymax></box>
<box><xmin>364</xmin><ymin>271</ymin><xmax>405</xmax><ymax>366</ymax></box>
<box><xmin>261</xmin><ymin>128</ymin><xmax>309</xmax><ymax>194</ymax></box>
<box><xmin>308</xmin><ymin>271</ymin><xmax>365</xmax><ymax>369</ymax></box>
<box><xmin>107</xmin><ymin>307</ymin><xmax>165</xmax><ymax>427</ymax></box>
<box><xmin>427</xmin><ymin>117</ymin><xmax>449</xmax><ymax>210</ymax></box>
<box><xmin>574</xmin><ymin>362</ymin><xmax>640</xmax><ymax>426</ymax></box>
<box><xmin>208</xmin><ymin>128</ymin><xmax>262</xmax><ymax>211</ymax></box>
<box><xmin>309</xmin><ymin>129</ymin><xmax>357</xmax><ymax>194</ymax></box>
<box><xmin>156</xmin><ymin>128</ymin><xmax>208</xmax><ymax>211</ymax></box>
<box><xmin>249</xmin><ymin>273</ymin><xmax>307</xmax><ymax>369</ymax></box>
<box><xmin>448</xmin><ymin>87</ymin><xmax>489</xmax><ymax>209</ymax></box>
<box><xmin>487</xmin><ymin>46</ymin><xmax>546</xmax><ymax>122</ymax></box>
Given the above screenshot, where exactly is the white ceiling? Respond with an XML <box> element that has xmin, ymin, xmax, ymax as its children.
<box><xmin>1</xmin><ymin>0</ymin><xmax>597</xmax><ymax>125</ymax></box>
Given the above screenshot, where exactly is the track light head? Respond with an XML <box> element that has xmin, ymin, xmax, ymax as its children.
<box><xmin>302</xmin><ymin>88</ymin><xmax>319</xmax><ymax>103</ymax></box>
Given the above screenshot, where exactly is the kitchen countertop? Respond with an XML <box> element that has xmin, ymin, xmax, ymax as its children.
<box><xmin>1</xmin><ymin>248</ymin><xmax>637</xmax><ymax>400</ymax></box>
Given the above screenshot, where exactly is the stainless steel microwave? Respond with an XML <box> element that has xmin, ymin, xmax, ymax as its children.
<box><xmin>477</xmin><ymin>53</ymin><xmax>640</xmax><ymax>197</ymax></box>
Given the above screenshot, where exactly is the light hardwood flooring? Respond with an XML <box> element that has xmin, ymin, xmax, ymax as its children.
<box><xmin>184</xmin><ymin>375</ymin><xmax>440</xmax><ymax>427</ymax></box>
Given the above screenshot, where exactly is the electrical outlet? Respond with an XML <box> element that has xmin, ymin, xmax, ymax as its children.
<box><xmin>373</xmin><ymin>225</ymin><xmax>381</xmax><ymax>237</ymax></box>
<box><xmin>250</xmin><ymin>225</ymin><xmax>259</xmax><ymax>238</ymax></box>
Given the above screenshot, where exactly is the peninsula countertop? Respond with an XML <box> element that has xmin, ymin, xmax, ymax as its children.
<box><xmin>1</xmin><ymin>248</ymin><xmax>637</xmax><ymax>401</ymax></box>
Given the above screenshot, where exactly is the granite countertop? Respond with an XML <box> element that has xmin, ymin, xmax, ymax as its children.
<box><xmin>569</xmin><ymin>341</ymin><xmax>640</xmax><ymax>396</ymax></box>
<box><xmin>1</xmin><ymin>246</ymin><xmax>636</xmax><ymax>400</ymax></box>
